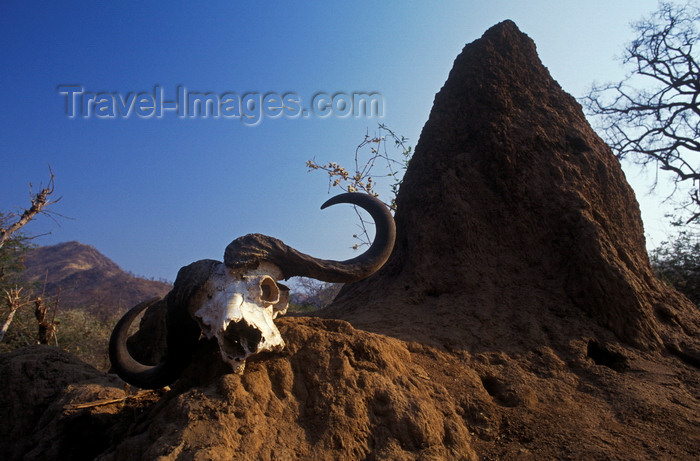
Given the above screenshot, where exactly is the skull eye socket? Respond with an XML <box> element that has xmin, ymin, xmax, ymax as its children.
<box><xmin>259</xmin><ymin>276</ymin><xmax>280</xmax><ymax>304</ymax></box>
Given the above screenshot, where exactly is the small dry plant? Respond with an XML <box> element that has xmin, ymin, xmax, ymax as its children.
<box><xmin>307</xmin><ymin>124</ymin><xmax>411</xmax><ymax>248</ymax></box>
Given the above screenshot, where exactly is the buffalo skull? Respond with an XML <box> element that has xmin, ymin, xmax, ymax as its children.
<box><xmin>109</xmin><ymin>193</ymin><xmax>395</xmax><ymax>389</ymax></box>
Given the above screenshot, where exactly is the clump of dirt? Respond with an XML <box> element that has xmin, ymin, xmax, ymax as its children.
<box><xmin>98</xmin><ymin>318</ymin><xmax>479</xmax><ymax>460</ymax></box>
<box><xmin>0</xmin><ymin>346</ymin><xmax>127</xmax><ymax>460</ymax></box>
<box><xmin>1</xmin><ymin>20</ymin><xmax>699</xmax><ymax>460</ymax></box>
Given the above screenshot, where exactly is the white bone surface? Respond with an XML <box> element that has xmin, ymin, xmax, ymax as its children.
<box><xmin>193</xmin><ymin>263</ymin><xmax>287</xmax><ymax>371</ymax></box>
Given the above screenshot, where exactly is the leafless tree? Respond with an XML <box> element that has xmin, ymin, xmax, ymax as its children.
<box><xmin>307</xmin><ymin>124</ymin><xmax>411</xmax><ymax>248</ymax></box>
<box><xmin>583</xmin><ymin>2</ymin><xmax>700</xmax><ymax>222</ymax></box>
<box><xmin>291</xmin><ymin>278</ymin><xmax>342</xmax><ymax>310</ymax></box>
<box><xmin>0</xmin><ymin>167</ymin><xmax>61</xmax><ymax>250</ymax></box>
<box><xmin>0</xmin><ymin>168</ymin><xmax>61</xmax><ymax>344</ymax></box>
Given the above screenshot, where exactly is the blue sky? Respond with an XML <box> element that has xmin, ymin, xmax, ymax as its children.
<box><xmin>1</xmin><ymin>1</ymin><xmax>667</xmax><ymax>281</ymax></box>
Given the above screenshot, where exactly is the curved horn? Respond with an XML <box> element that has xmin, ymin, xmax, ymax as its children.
<box><xmin>109</xmin><ymin>260</ymin><xmax>218</xmax><ymax>389</ymax></box>
<box><xmin>223</xmin><ymin>192</ymin><xmax>396</xmax><ymax>282</ymax></box>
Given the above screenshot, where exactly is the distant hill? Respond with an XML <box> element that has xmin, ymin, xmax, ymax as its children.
<box><xmin>21</xmin><ymin>241</ymin><xmax>171</xmax><ymax>320</ymax></box>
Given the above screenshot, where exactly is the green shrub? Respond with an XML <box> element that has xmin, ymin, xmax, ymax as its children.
<box><xmin>651</xmin><ymin>226</ymin><xmax>700</xmax><ymax>306</ymax></box>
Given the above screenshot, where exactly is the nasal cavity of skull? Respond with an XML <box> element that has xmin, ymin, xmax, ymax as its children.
<box><xmin>260</xmin><ymin>277</ymin><xmax>280</xmax><ymax>304</ymax></box>
<box><xmin>224</xmin><ymin>320</ymin><xmax>263</xmax><ymax>356</ymax></box>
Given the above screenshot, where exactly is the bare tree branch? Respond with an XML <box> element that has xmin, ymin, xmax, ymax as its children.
<box><xmin>583</xmin><ymin>2</ymin><xmax>700</xmax><ymax>221</ymax></box>
<box><xmin>0</xmin><ymin>167</ymin><xmax>61</xmax><ymax>250</ymax></box>
<box><xmin>307</xmin><ymin>124</ymin><xmax>411</xmax><ymax>248</ymax></box>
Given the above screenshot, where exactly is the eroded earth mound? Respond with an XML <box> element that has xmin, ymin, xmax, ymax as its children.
<box><xmin>1</xmin><ymin>20</ymin><xmax>698</xmax><ymax>460</ymax></box>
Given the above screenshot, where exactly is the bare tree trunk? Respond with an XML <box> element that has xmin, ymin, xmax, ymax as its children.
<box><xmin>0</xmin><ymin>306</ymin><xmax>19</xmax><ymax>342</ymax></box>
<box><xmin>0</xmin><ymin>287</ymin><xmax>26</xmax><ymax>343</ymax></box>
<box><xmin>34</xmin><ymin>295</ymin><xmax>58</xmax><ymax>345</ymax></box>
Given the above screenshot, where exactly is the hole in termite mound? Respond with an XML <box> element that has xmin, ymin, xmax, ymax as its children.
<box><xmin>480</xmin><ymin>375</ymin><xmax>521</xmax><ymax>407</ymax></box>
<box><xmin>586</xmin><ymin>340</ymin><xmax>628</xmax><ymax>371</ymax></box>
